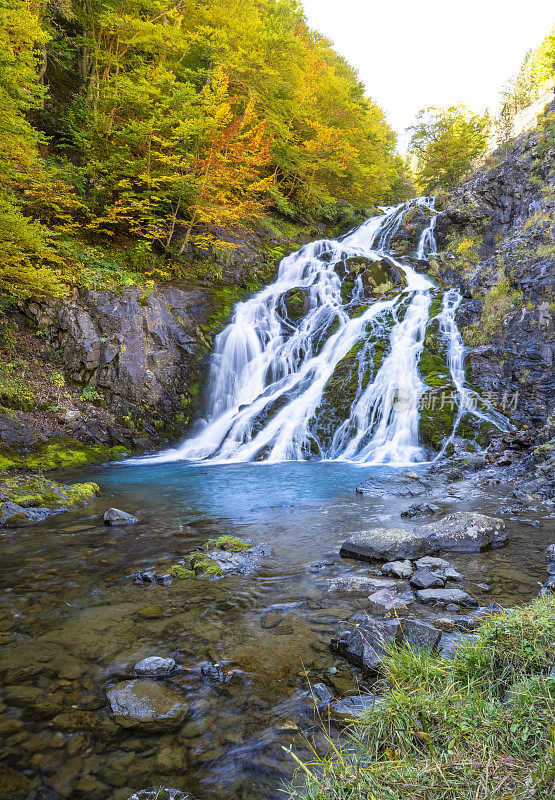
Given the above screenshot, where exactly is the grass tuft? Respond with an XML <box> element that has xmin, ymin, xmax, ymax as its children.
<box><xmin>288</xmin><ymin>595</ymin><xmax>555</xmax><ymax>799</ymax></box>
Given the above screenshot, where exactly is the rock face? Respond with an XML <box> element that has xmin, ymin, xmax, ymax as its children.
<box><xmin>25</xmin><ymin>285</ymin><xmax>212</xmax><ymax>418</ymax></box>
<box><xmin>432</xmin><ymin>98</ymin><xmax>555</xmax><ymax>442</ymax></box>
<box><xmin>421</xmin><ymin>512</ymin><xmax>507</xmax><ymax>553</ymax></box>
<box><xmin>340</xmin><ymin>528</ymin><xmax>428</xmax><ymax>562</ymax></box>
<box><xmin>106</xmin><ymin>679</ymin><xmax>189</xmax><ymax>731</ymax></box>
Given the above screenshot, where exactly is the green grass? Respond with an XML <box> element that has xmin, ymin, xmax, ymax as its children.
<box><xmin>288</xmin><ymin>596</ymin><xmax>555</xmax><ymax>799</ymax></box>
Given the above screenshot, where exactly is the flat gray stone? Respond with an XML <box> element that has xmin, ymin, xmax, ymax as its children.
<box><xmin>381</xmin><ymin>560</ymin><xmax>414</xmax><ymax>578</ymax></box>
<box><xmin>368</xmin><ymin>589</ymin><xmax>408</xmax><ymax>617</ymax></box>
<box><xmin>410</xmin><ymin>569</ymin><xmax>444</xmax><ymax>589</ymax></box>
<box><xmin>415</xmin><ymin>556</ymin><xmax>454</xmax><ymax>570</ymax></box>
<box><xmin>421</xmin><ymin>512</ymin><xmax>507</xmax><ymax>553</ymax></box>
<box><xmin>103</xmin><ymin>508</ymin><xmax>139</xmax><ymax>526</ymax></box>
<box><xmin>340</xmin><ymin>528</ymin><xmax>428</xmax><ymax>562</ymax></box>
<box><xmin>134</xmin><ymin>657</ymin><xmax>177</xmax><ymax>676</ymax></box>
<box><xmin>326</xmin><ymin>575</ymin><xmax>396</xmax><ymax>594</ymax></box>
<box><xmin>107</xmin><ymin>680</ymin><xmax>189</xmax><ymax>731</ymax></box>
<box><xmin>416</xmin><ymin>588</ymin><xmax>478</xmax><ymax>608</ymax></box>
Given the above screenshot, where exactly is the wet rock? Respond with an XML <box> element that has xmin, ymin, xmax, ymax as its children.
<box><xmin>401</xmin><ymin>502</ymin><xmax>440</xmax><ymax>518</ymax></box>
<box><xmin>327</xmin><ymin>575</ymin><xmax>396</xmax><ymax>594</ymax></box>
<box><xmin>75</xmin><ymin>775</ymin><xmax>110</xmax><ymax>799</ymax></box>
<box><xmin>311</xmin><ymin>683</ymin><xmax>334</xmax><ymax>706</ymax></box>
<box><xmin>439</xmin><ymin>631</ymin><xmax>479</xmax><ymax>659</ymax></box>
<box><xmin>4</xmin><ymin>684</ymin><xmax>42</xmax><ymax>707</ymax></box>
<box><xmin>416</xmin><ymin>588</ymin><xmax>478</xmax><ymax>607</ymax></box>
<box><xmin>368</xmin><ymin>589</ymin><xmax>408</xmax><ymax>616</ymax></box>
<box><xmin>0</xmin><ymin>501</ymin><xmax>34</xmax><ymax>527</ymax></box>
<box><xmin>200</xmin><ymin>662</ymin><xmax>243</xmax><ymax>684</ymax></box>
<box><xmin>104</xmin><ymin>508</ymin><xmax>139</xmax><ymax>526</ymax></box>
<box><xmin>52</xmin><ymin>709</ymin><xmax>99</xmax><ymax>731</ymax></box>
<box><xmin>329</xmin><ymin>694</ymin><xmax>385</xmax><ymax>722</ymax></box>
<box><xmin>421</xmin><ymin>512</ymin><xmax>507</xmax><ymax>553</ymax></box>
<box><xmin>134</xmin><ymin>657</ymin><xmax>177</xmax><ymax>676</ymax></box>
<box><xmin>204</xmin><ymin>544</ymin><xmax>270</xmax><ymax>575</ymax></box>
<box><xmin>155</xmin><ymin>746</ymin><xmax>189</xmax><ymax>772</ymax></box>
<box><xmin>396</xmin><ymin>619</ymin><xmax>442</xmax><ymax>651</ymax></box>
<box><xmin>340</xmin><ymin>528</ymin><xmax>427</xmax><ymax>562</ymax></box>
<box><xmin>107</xmin><ymin>680</ymin><xmax>189</xmax><ymax>731</ymax></box>
<box><xmin>0</xmin><ymin>765</ymin><xmax>30</xmax><ymax>799</ymax></box>
<box><xmin>546</xmin><ymin>544</ymin><xmax>555</xmax><ymax>561</ymax></box>
<box><xmin>136</xmin><ymin>605</ymin><xmax>164</xmax><ymax>619</ymax></box>
<box><xmin>132</xmin><ymin>568</ymin><xmax>172</xmax><ymax>586</ymax></box>
<box><xmin>381</xmin><ymin>560</ymin><xmax>414</xmax><ymax>578</ymax></box>
<box><xmin>330</xmin><ymin>616</ymin><xmax>399</xmax><ymax>672</ymax></box>
<box><xmin>415</xmin><ymin>556</ymin><xmax>454</xmax><ymax>570</ymax></box>
<box><xmin>410</xmin><ymin>569</ymin><xmax>445</xmax><ymax>589</ymax></box>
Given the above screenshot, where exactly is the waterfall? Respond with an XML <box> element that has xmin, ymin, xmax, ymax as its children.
<box><xmin>143</xmin><ymin>198</ymin><xmax>504</xmax><ymax>465</ymax></box>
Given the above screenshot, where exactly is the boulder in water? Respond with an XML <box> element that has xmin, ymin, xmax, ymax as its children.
<box><xmin>420</xmin><ymin>512</ymin><xmax>507</xmax><ymax>553</ymax></box>
<box><xmin>340</xmin><ymin>528</ymin><xmax>428</xmax><ymax>562</ymax></box>
<box><xmin>329</xmin><ymin>694</ymin><xmax>385</xmax><ymax>723</ymax></box>
<box><xmin>103</xmin><ymin>507</ymin><xmax>139</xmax><ymax>526</ymax></box>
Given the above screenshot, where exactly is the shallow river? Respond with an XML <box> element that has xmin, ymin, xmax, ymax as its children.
<box><xmin>1</xmin><ymin>462</ymin><xmax>554</xmax><ymax>800</ymax></box>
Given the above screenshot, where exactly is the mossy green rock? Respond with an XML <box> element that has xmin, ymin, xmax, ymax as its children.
<box><xmin>0</xmin><ymin>474</ymin><xmax>99</xmax><ymax>526</ymax></box>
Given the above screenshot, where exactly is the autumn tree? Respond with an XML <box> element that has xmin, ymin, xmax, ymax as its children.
<box><xmin>408</xmin><ymin>105</ymin><xmax>490</xmax><ymax>193</ymax></box>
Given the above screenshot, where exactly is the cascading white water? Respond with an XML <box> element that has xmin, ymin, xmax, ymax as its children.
<box><xmin>143</xmin><ymin>198</ymin><xmax>503</xmax><ymax>465</ymax></box>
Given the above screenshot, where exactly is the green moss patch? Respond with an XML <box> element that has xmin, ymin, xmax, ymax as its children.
<box><xmin>0</xmin><ymin>474</ymin><xmax>99</xmax><ymax>525</ymax></box>
<box><xmin>22</xmin><ymin>436</ymin><xmax>129</xmax><ymax>471</ymax></box>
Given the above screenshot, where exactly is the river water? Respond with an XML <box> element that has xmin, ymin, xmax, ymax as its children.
<box><xmin>1</xmin><ymin>461</ymin><xmax>554</xmax><ymax>800</ymax></box>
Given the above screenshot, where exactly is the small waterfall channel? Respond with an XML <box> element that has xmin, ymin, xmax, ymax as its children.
<box><xmin>150</xmin><ymin>199</ymin><xmax>504</xmax><ymax>465</ymax></box>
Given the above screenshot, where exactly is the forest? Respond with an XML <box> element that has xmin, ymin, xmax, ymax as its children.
<box><xmin>0</xmin><ymin>0</ymin><xmax>411</xmax><ymax>302</ymax></box>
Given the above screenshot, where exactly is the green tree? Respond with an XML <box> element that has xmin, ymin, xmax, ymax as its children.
<box><xmin>408</xmin><ymin>105</ymin><xmax>490</xmax><ymax>193</ymax></box>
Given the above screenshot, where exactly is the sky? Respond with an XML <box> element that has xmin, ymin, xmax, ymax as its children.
<box><xmin>302</xmin><ymin>0</ymin><xmax>554</xmax><ymax>148</ymax></box>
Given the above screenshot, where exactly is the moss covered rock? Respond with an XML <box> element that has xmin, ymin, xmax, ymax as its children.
<box><xmin>0</xmin><ymin>474</ymin><xmax>99</xmax><ymax>526</ymax></box>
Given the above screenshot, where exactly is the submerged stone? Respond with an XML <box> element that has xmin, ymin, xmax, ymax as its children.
<box><xmin>106</xmin><ymin>679</ymin><xmax>189</xmax><ymax>731</ymax></box>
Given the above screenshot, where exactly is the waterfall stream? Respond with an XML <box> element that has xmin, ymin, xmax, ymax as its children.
<box><xmin>146</xmin><ymin>199</ymin><xmax>504</xmax><ymax>465</ymax></box>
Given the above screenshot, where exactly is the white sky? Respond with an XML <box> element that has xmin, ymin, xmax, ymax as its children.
<box><xmin>302</xmin><ymin>0</ymin><xmax>555</xmax><ymax>148</ymax></box>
